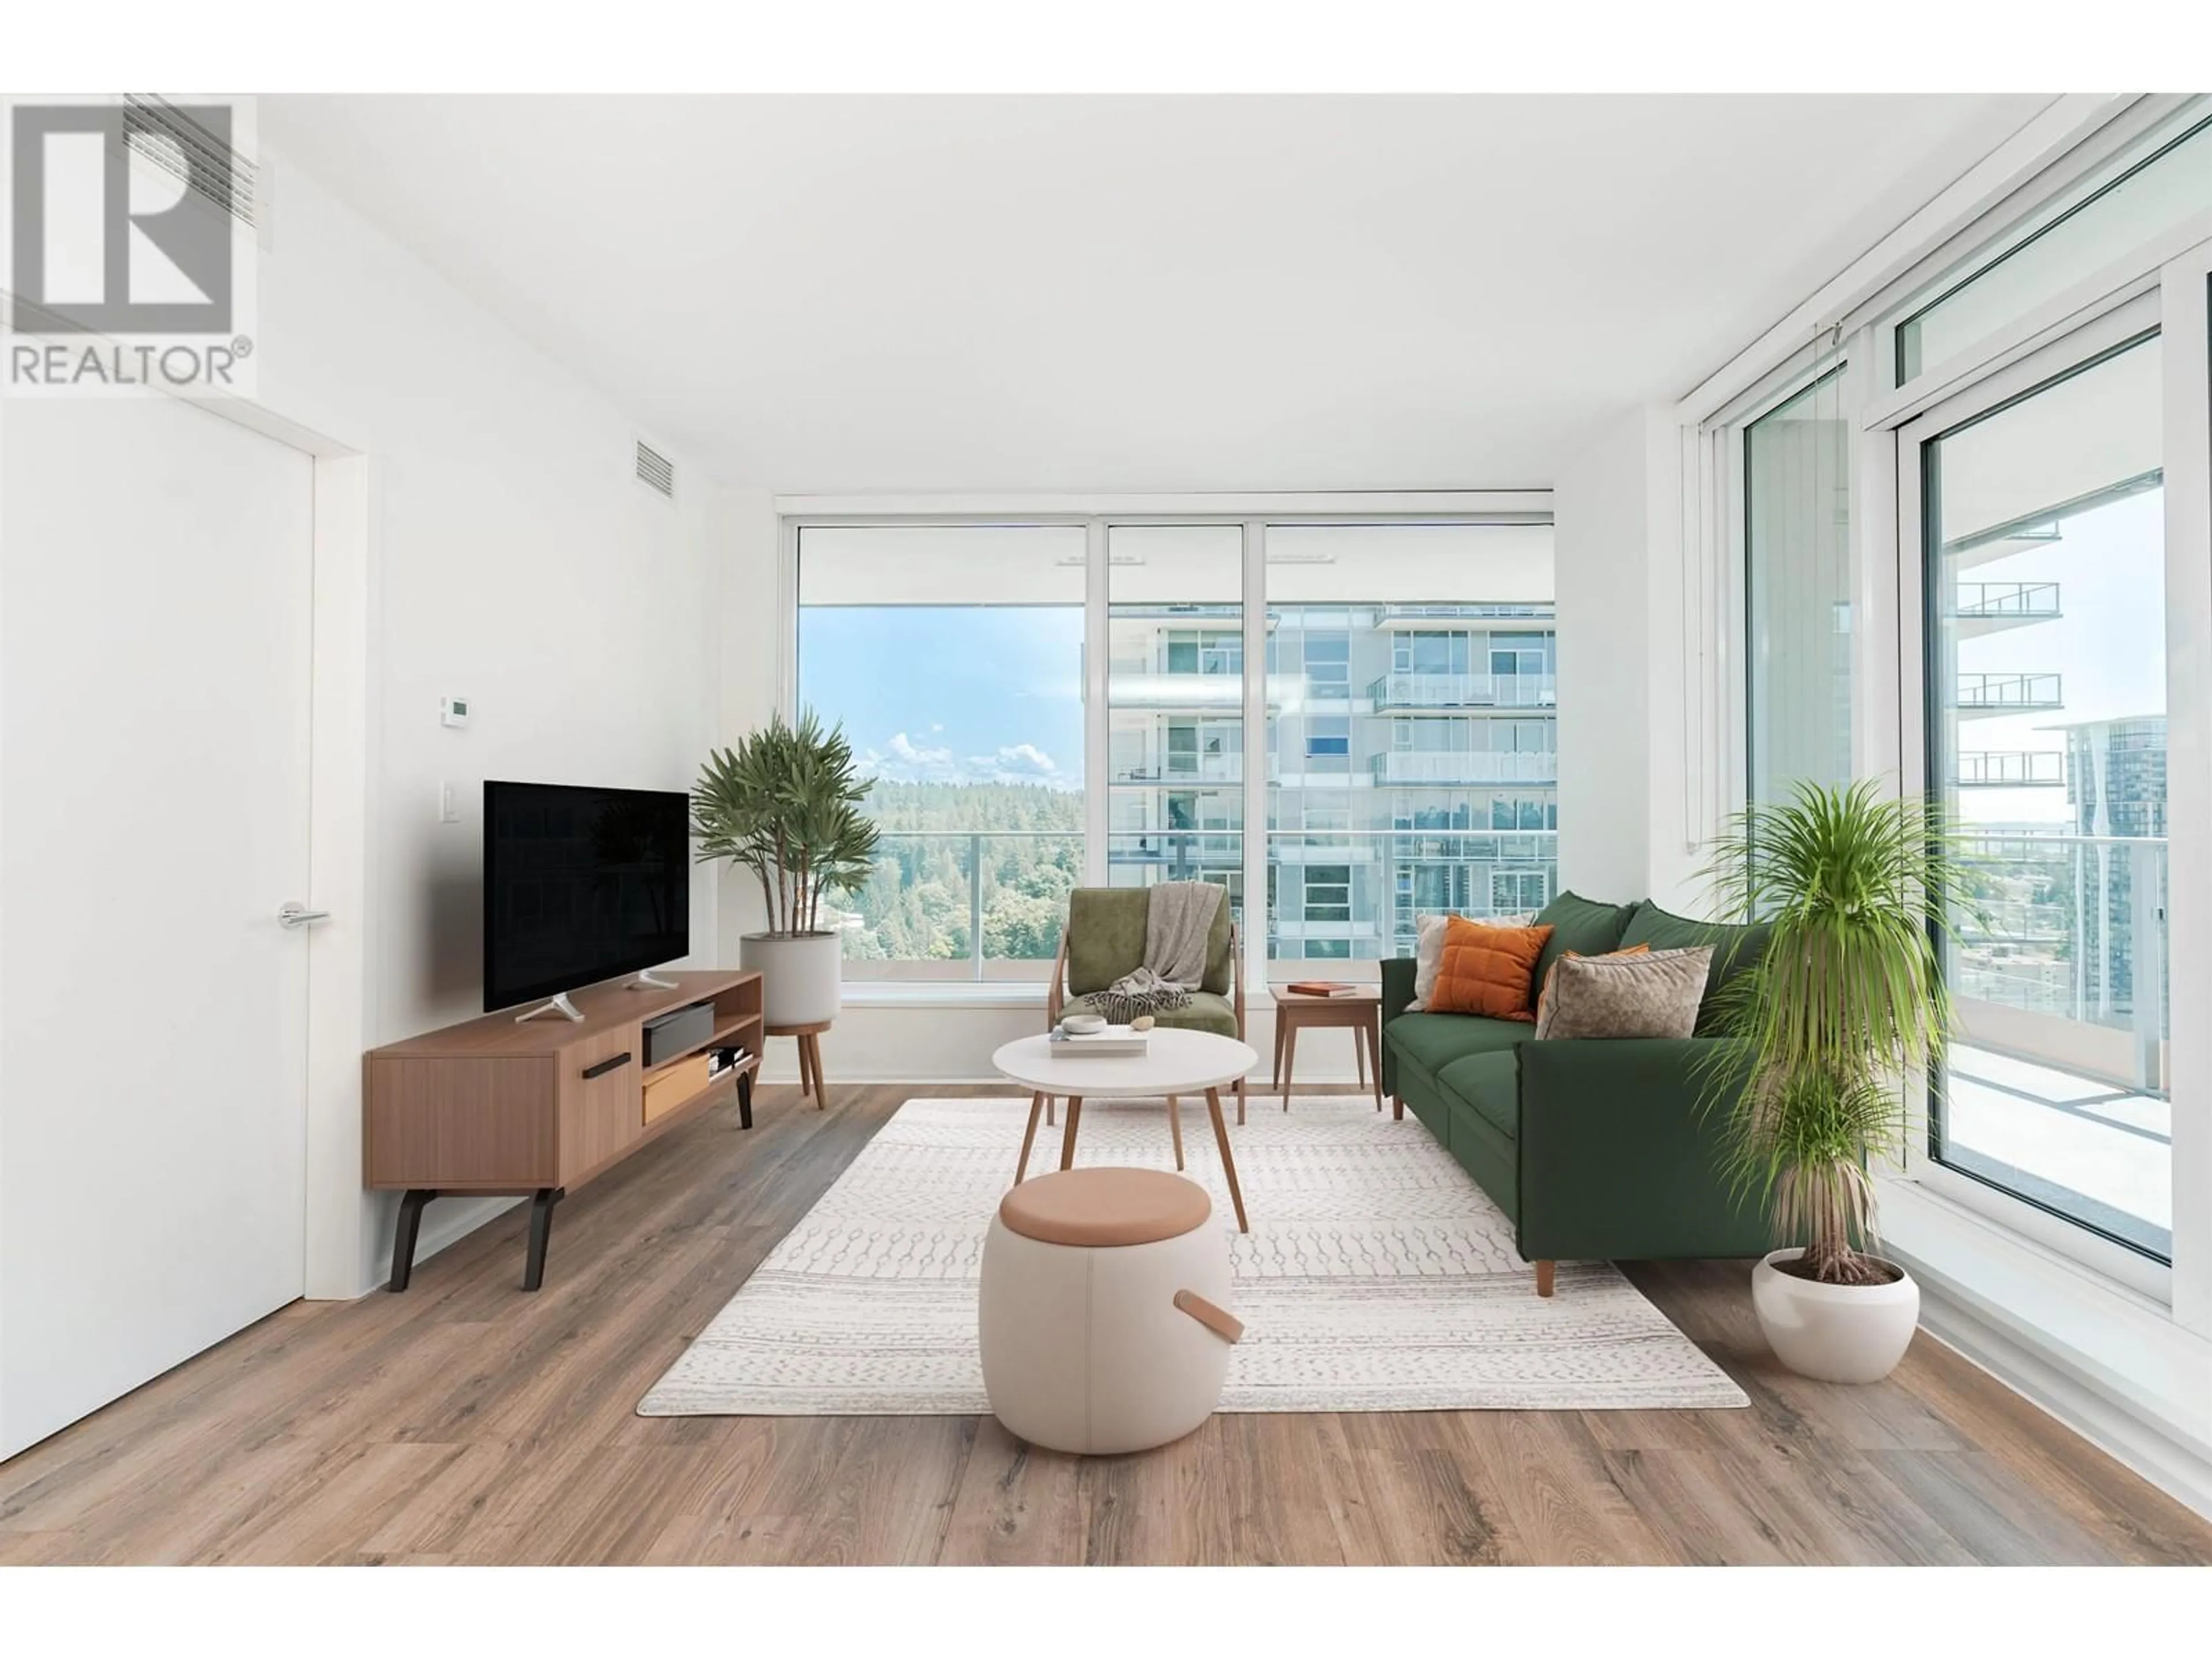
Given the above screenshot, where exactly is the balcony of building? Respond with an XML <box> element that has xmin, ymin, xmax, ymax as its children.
<box><xmin>1108</xmin><ymin>753</ymin><xmax>1243</xmax><ymax>785</ymax></box>
<box><xmin>1948</xmin><ymin>581</ymin><xmax>2062</xmax><ymax>638</ymax></box>
<box><xmin>1105</xmin><ymin>831</ymin><xmax>1244</xmax><ymax>874</ymax></box>
<box><xmin>1956</xmin><ymin>749</ymin><xmax>2066</xmax><ymax>787</ymax></box>
<box><xmin>1365</xmin><ymin>671</ymin><xmax>1558</xmax><ymax>710</ymax></box>
<box><xmin>1369</xmin><ymin>749</ymin><xmax>1558</xmax><ymax>785</ymax></box>
<box><xmin>1269</xmin><ymin>832</ymin><xmax>1384</xmax><ymax>865</ymax></box>
<box><xmin>1373</xmin><ymin>603</ymin><xmax>1556</xmax><ymax>623</ymax></box>
<box><xmin>1105</xmin><ymin>670</ymin><xmax>1244</xmax><ymax>712</ymax></box>
<box><xmin>1955</xmin><ymin>671</ymin><xmax>2063</xmax><ymax>716</ymax></box>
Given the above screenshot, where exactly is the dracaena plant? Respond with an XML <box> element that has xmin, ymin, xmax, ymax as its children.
<box><xmin>1698</xmin><ymin>779</ymin><xmax>1984</xmax><ymax>1286</ymax></box>
<box><xmin>692</xmin><ymin>710</ymin><xmax>880</xmax><ymax>937</ymax></box>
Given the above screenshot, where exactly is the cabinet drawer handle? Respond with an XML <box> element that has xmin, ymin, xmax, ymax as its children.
<box><xmin>582</xmin><ymin>1051</ymin><xmax>632</xmax><ymax>1081</ymax></box>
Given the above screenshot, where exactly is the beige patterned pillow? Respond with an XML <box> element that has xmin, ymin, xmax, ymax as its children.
<box><xmin>1534</xmin><ymin>946</ymin><xmax>1713</xmax><ymax>1040</ymax></box>
<box><xmin>1407</xmin><ymin>910</ymin><xmax>1533</xmax><ymax>1012</ymax></box>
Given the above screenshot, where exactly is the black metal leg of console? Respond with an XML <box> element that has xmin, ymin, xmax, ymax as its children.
<box><xmin>522</xmin><ymin>1187</ymin><xmax>564</xmax><ymax>1291</ymax></box>
<box><xmin>388</xmin><ymin>1188</ymin><xmax>437</xmax><ymax>1291</ymax></box>
<box><xmin>737</xmin><ymin>1070</ymin><xmax>754</xmax><ymax>1130</ymax></box>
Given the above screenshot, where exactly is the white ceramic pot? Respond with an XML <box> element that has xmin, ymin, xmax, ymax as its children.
<box><xmin>1751</xmin><ymin>1247</ymin><xmax>1921</xmax><ymax>1384</ymax></box>
<box><xmin>740</xmin><ymin>930</ymin><xmax>843</xmax><ymax>1027</ymax></box>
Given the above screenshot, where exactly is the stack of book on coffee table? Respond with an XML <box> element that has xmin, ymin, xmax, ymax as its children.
<box><xmin>1048</xmin><ymin>1023</ymin><xmax>1149</xmax><ymax>1057</ymax></box>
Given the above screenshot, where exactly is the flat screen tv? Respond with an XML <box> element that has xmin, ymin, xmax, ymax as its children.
<box><xmin>483</xmin><ymin>781</ymin><xmax>691</xmax><ymax>1013</ymax></box>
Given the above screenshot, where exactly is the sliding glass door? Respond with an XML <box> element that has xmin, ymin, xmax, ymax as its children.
<box><xmin>1913</xmin><ymin>325</ymin><xmax>2172</xmax><ymax>1262</ymax></box>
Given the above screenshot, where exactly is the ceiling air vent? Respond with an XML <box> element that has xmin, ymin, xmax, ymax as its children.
<box><xmin>123</xmin><ymin>94</ymin><xmax>258</xmax><ymax>229</ymax></box>
<box><xmin>634</xmin><ymin>439</ymin><xmax>675</xmax><ymax>501</ymax></box>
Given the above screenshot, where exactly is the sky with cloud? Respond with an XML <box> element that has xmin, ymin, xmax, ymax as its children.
<box><xmin>799</xmin><ymin>604</ymin><xmax>1085</xmax><ymax>790</ymax></box>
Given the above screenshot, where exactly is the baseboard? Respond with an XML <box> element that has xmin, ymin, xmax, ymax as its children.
<box><xmin>346</xmin><ymin>1194</ymin><xmax>521</xmax><ymax>1299</ymax></box>
<box><xmin>1915</xmin><ymin>1280</ymin><xmax>2212</xmax><ymax>1521</ymax></box>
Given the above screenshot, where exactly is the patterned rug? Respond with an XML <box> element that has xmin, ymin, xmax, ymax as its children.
<box><xmin>639</xmin><ymin>1096</ymin><xmax>1747</xmax><ymax>1415</ymax></box>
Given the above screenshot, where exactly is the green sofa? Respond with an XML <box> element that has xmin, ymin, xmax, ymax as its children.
<box><xmin>1380</xmin><ymin>891</ymin><xmax>1773</xmax><ymax>1294</ymax></box>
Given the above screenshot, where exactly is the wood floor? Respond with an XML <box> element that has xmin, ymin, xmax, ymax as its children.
<box><xmin>2</xmin><ymin>1082</ymin><xmax>2207</xmax><ymax>1566</ymax></box>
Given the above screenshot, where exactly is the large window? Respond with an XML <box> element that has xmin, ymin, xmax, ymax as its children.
<box><xmin>794</xmin><ymin>514</ymin><xmax>1559</xmax><ymax>984</ymax></box>
<box><xmin>1919</xmin><ymin>332</ymin><xmax>2171</xmax><ymax>1261</ymax></box>
<box><xmin>1745</xmin><ymin>365</ymin><xmax>1852</xmax><ymax>803</ymax></box>
<box><xmin>1264</xmin><ymin>524</ymin><xmax>1556</xmax><ymax>967</ymax></box>
<box><xmin>796</xmin><ymin>524</ymin><xmax>1085</xmax><ymax>980</ymax></box>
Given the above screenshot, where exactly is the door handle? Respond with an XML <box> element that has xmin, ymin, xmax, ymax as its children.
<box><xmin>276</xmin><ymin>902</ymin><xmax>332</xmax><ymax>929</ymax></box>
<box><xmin>582</xmin><ymin>1051</ymin><xmax>632</xmax><ymax>1080</ymax></box>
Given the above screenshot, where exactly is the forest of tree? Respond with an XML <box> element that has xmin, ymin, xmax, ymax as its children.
<box><xmin>837</xmin><ymin>781</ymin><xmax>1086</xmax><ymax>964</ymax></box>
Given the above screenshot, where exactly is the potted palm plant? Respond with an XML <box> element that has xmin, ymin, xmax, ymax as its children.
<box><xmin>1699</xmin><ymin>779</ymin><xmax>1981</xmax><ymax>1384</ymax></box>
<box><xmin>693</xmin><ymin>710</ymin><xmax>880</xmax><ymax>1028</ymax></box>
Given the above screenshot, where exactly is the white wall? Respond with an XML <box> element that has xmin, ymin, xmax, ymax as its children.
<box><xmin>255</xmin><ymin>152</ymin><xmax>721</xmax><ymax>1292</ymax></box>
<box><xmin>1553</xmin><ymin>404</ymin><xmax>1707</xmax><ymax>913</ymax></box>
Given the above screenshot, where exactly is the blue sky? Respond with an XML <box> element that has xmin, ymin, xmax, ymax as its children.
<box><xmin>799</xmin><ymin>605</ymin><xmax>1085</xmax><ymax>789</ymax></box>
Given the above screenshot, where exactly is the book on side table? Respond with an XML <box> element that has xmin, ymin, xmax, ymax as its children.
<box><xmin>1285</xmin><ymin>980</ymin><xmax>1363</xmax><ymax>998</ymax></box>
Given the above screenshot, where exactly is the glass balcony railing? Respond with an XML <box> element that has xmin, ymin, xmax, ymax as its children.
<box><xmin>1105</xmin><ymin>671</ymin><xmax>1244</xmax><ymax>710</ymax></box>
<box><xmin>1369</xmin><ymin>749</ymin><xmax>1558</xmax><ymax>785</ymax></box>
<box><xmin>1370</xmin><ymin>603</ymin><xmax>1555</xmax><ymax>622</ymax></box>
<box><xmin>1952</xmin><ymin>831</ymin><xmax>2168</xmax><ymax>1085</ymax></box>
<box><xmin>1366</xmin><ymin>671</ymin><xmax>1557</xmax><ymax>709</ymax></box>
<box><xmin>1950</xmin><ymin>581</ymin><xmax>2062</xmax><ymax>621</ymax></box>
<box><xmin>835</xmin><ymin>830</ymin><xmax>1084</xmax><ymax>982</ymax></box>
<box><xmin>1109</xmin><ymin>755</ymin><xmax>1243</xmax><ymax>784</ymax></box>
<box><xmin>1956</xmin><ymin>749</ymin><xmax>2065</xmax><ymax>787</ymax></box>
<box><xmin>837</xmin><ymin>827</ymin><xmax>1563</xmax><ymax>978</ymax></box>
<box><xmin>1955</xmin><ymin>671</ymin><xmax>2063</xmax><ymax>713</ymax></box>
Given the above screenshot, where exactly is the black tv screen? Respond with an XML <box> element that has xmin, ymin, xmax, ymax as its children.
<box><xmin>483</xmin><ymin>781</ymin><xmax>691</xmax><ymax>1012</ymax></box>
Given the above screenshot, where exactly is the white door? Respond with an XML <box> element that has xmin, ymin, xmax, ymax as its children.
<box><xmin>1</xmin><ymin>393</ymin><xmax>314</xmax><ymax>1459</ymax></box>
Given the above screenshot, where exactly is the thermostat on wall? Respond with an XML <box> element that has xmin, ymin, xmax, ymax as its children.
<box><xmin>441</xmin><ymin>696</ymin><xmax>471</xmax><ymax>729</ymax></box>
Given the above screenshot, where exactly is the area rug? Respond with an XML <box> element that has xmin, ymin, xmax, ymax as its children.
<box><xmin>639</xmin><ymin>1096</ymin><xmax>1747</xmax><ymax>1415</ymax></box>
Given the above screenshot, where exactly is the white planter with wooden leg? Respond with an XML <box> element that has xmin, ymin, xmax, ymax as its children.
<box><xmin>741</xmin><ymin>930</ymin><xmax>840</xmax><ymax>1111</ymax></box>
<box><xmin>741</xmin><ymin>930</ymin><xmax>842</xmax><ymax>1026</ymax></box>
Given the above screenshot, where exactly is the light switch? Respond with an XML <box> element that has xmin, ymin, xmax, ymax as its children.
<box><xmin>440</xmin><ymin>781</ymin><xmax>461</xmax><ymax>824</ymax></box>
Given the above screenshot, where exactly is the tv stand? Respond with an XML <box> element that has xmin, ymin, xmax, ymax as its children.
<box><xmin>626</xmin><ymin>968</ymin><xmax>679</xmax><ymax>991</ymax></box>
<box><xmin>513</xmin><ymin>991</ymin><xmax>586</xmax><ymax>1024</ymax></box>
<box><xmin>366</xmin><ymin>969</ymin><xmax>763</xmax><ymax>1290</ymax></box>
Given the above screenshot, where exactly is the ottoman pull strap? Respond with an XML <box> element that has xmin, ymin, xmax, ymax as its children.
<box><xmin>1173</xmin><ymin>1289</ymin><xmax>1244</xmax><ymax>1344</ymax></box>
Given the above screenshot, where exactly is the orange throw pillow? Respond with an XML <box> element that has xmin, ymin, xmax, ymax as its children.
<box><xmin>1430</xmin><ymin>917</ymin><xmax>1554</xmax><ymax>1021</ymax></box>
<box><xmin>1533</xmin><ymin>942</ymin><xmax>1650</xmax><ymax>1026</ymax></box>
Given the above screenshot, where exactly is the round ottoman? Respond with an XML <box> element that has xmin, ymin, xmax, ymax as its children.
<box><xmin>979</xmin><ymin>1166</ymin><xmax>1242</xmax><ymax>1455</ymax></box>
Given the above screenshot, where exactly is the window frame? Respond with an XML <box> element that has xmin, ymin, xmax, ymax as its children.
<box><xmin>1894</xmin><ymin>290</ymin><xmax>2183</xmax><ymax>1302</ymax></box>
<box><xmin>778</xmin><ymin>498</ymin><xmax>1555</xmax><ymax>995</ymax></box>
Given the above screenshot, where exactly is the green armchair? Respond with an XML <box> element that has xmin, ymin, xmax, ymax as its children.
<box><xmin>1047</xmin><ymin>886</ymin><xmax>1248</xmax><ymax>1120</ymax></box>
<box><xmin>1380</xmin><ymin>892</ymin><xmax>1772</xmax><ymax>1295</ymax></box>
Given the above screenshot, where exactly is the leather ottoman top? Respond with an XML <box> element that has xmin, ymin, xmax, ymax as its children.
<box><xmin>998</xmin><ymin>1167</ymin><xmax>1211</xmax><ymax>1247</ymax></box>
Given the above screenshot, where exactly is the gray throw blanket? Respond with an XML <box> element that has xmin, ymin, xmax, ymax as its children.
<box><xmin>1092</xmin><ymin>882</ymin><xmax>1223</xmax><ymax>1025</ymax></box>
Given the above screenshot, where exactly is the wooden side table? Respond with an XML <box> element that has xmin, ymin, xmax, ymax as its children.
<box><xmin>1272</xmin><ymin>988</ymin><xmax>1383</xmax><ymax>1112</ymax></box>
<box><xmin>767</xmin><ymin>1021</ymin><xmax>831</xmax><ymax>1109</ymax></box>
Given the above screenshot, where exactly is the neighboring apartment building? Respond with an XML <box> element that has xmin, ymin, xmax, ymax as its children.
<box><xmin>2060</xmin><ymin>713</ymin><xmax>2169</xmax><ymax>1028</ymax></box>
<box><xmin>1108</xmin><ymin>600</ymin><xmax>1558</xmax><ymax>963</ymax></box>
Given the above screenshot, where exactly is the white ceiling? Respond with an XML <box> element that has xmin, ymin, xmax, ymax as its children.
<box><xmin>262</xmin><ymin>94</ymin><xmax>2049</xmax><ymax>494</ymax></box>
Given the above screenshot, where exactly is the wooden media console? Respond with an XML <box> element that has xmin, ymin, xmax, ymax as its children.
<box><xmin>364</xmin><ymin>969</ymin><xmax>763</xmax><ymax>1290</ymax></box>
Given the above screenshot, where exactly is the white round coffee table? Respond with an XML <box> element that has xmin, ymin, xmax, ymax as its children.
<box><xmin>993</xmin><ymin>1028</ymin><xmax>1259</xmax><ymax>1232</ymax></box>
